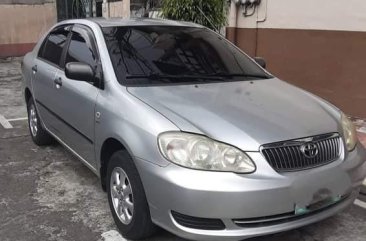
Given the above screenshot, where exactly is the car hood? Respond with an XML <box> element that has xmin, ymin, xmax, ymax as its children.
<box><xmin>127</xmin><ymin>78</ymin><xmax>341</xmax><ymax>151</ymax></box>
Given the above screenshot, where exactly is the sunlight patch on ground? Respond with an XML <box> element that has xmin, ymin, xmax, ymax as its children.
<box><xmin>101</xmin><ymin>230</ymin><xmax>126</xmax><ymax>241</ymax></box>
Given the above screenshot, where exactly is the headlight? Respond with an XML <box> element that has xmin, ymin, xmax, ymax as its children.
<box><xmin>341</xmin><ymin>112</ymin><xmax>357</xmax><ymax>151</ymax></box>
<box><xmin>158</xmin><ymin>132</ymin><xmax>256</xmax><ymax>173</ymax></box>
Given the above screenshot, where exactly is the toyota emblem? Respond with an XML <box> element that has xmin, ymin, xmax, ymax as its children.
<box><xmin>300</xmin><ymin>142</ymin><xmax>319</xmax><ymax>158</ymax></box>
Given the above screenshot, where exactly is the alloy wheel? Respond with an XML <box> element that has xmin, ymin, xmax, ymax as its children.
<box><xmin>110</xmin><ymin>167</ymin><xmax>134</xmax><ymax>225</ymax></box>
<box><xmin>29</xmin><ymin>104</ymin><xmax>38</xmax><ymax>137</ymax></box>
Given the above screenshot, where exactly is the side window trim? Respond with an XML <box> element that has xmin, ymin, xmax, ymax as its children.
<box><xmin>78</xmin><ymin>24</ymin><xmax>100</xmax><ymax>64</ymax></box>
<box><xmin>37</xmin><ymin>37</ymin><xmax>47</xmax><ymax>59</ymax></box>
<box><xmin>59</xmin><ymin>25</ymin><xmax>74</xmax><ymax>70</ymax></box>
<box><xmin>37</xmin><ymin>24</ymin><xmax>72</xmax><ymax>69</ymax></box>
<box><xmin>62</xmin><ymin>24</ymin><xmax>100</xmax><ymax>69</ymax></box>
<box><xmin>62</xmin><ymin>24</ymin><xmax>104</xmax><ymax>89</ymax></box>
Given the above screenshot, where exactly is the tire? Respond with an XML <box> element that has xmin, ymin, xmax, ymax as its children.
<box><xmin>361</xmin><ymin>181</ymin><xmax>366</xmax><ymax>195</ymax></box>
<box><xmin>107</xmin><ymin>150</ymin><xmax>157</xmax><ymax>240</ymax></box>
<box><xmin>27</xmin><ymin>98</ymin><xmax>54</xmax><ymax>146</ymax></box>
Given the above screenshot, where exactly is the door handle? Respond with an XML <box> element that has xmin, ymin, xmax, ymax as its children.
<box><xmin>31</xmin><ymin>65</ymin><xmax>37</xmax><ymax>73</ymax></box>
<box><xmin>54</xmin><ymin>77</ymin><xmax>62</xmax><ymax>88</ymax></box>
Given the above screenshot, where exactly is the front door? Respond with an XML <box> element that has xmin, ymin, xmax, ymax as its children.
<box><xmin>52</xmin><ymin>24</ymin><xmax>101</xmax><ymax>167</ymax></box>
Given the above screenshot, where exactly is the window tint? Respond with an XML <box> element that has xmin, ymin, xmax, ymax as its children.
<box><xmin>65</xmin><ymin>29</ymin><xmax>96</xmax><ymax>67</ymax></box>
<box><xmin>103</xmin><ymin>26</ymin><xmax>270</xmax><ymax>86</ymax></box>
<box><xmin>40</xmin><ymin>27</ymin><xmax>69</xmax><ymax>66</ymax></box>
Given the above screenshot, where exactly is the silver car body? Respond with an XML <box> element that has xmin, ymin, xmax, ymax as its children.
<box><xmin>22</xmin><ymin>18</ymin><xmax>366</xmax><ymax>241</ymax></box>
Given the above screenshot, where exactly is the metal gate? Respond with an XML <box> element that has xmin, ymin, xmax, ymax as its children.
<box><xmin>56</xmin><ymin>0</ymin><xmax>103</xmax><ymax>21</ymax></box>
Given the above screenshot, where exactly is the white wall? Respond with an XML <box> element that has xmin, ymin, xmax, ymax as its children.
<box><xmin>0</xmin><ymin>3</ymin><xmax>57</xmax><ymax>45</ymax></box>
<box><xmin>102</xmin><ymin>0</ymin><xmax>130</xmax><ymax>18</ymax></box>
<box><xmin>229</xmin><ymin>0</ymin><xmax>366</xmax><ymax>32</ymax></box>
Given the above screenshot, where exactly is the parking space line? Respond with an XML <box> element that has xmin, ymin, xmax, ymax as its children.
<box><xmin>7</xmin><ymin>117</ymin><xmax>28</xmax><ymax>122</ymax></box>
<box><xmin>354</xmin><ymin>199</ymin><xmax>366</xmax><ymax>209</ymax></box>
<box><xmin>0</xmin><ymin>114</ymin><xmax>13</xmax><ymax>129</ymax></box>
<box><xmin>101</xmin><ymin>230</ymin><xmax>126</xmax><ymax>241</ymax></box>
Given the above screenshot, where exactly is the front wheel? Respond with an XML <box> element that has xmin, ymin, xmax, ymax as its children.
<box><xmin>107</xmin><ymin>150</ymin><xmax>157</xmax><ymax>240</ymax></box>
<box><xmin>27</xmin><ymin>98</ymin><xmax>54</xmax><ymax>146</ymax></box>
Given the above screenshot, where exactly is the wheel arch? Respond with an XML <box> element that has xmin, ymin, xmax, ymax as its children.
<box><xmin>25</xmin><ymin>87</ymin><xmax>32</xmax><ymax>104</ymax></box>
<box><xmin>99</xmin><ymin>137</ymin><xmax>133</xmax><ymax>191</ymax></box>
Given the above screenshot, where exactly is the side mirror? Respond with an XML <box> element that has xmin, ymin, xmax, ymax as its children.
<box><xmin>254</xmin><ymin>57</ymin><xmax>266</xmax><ymax>69</ymax></box>
<box><xmin>65</xmin><ymin>62</ymin><xmax>94</xmax><ymax>82</ymax></box>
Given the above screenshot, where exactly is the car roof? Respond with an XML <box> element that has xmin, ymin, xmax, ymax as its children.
<box><xmin>63</xmin><ymin>17</ymin><xmax>204</xmax><ymax>28</ymax></box>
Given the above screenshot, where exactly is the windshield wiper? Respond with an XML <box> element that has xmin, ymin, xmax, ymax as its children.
<box><xmin>125</xmin><ymin>73</ymin><xmax>271</xmax><ymax>83</ymax></box>
<box><xmin>208</xmin><ymin>73</ymin><xmax>271</xmax><ymax>79</ymax></box>
<box><xmin>126</xmin><ymin>73</ymin><xmax>224</xmax><ymax>81</ymax></box>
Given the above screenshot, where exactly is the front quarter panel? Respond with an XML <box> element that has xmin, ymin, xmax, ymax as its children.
<box><xmin>89</xmin><ymin>19</ymin><xmax>182</xmax><ymax>170</ymax></box>
<box><xmin>94</xmin><ymin>80</ymin><xmax>179</xmax><ymax>170</ymax></box>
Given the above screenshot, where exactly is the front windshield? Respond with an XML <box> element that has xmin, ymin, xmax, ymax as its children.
<box><xmin>102</xmin><ymin>26</ymin><xmax>271</xmax><ymax>86</ymax></box>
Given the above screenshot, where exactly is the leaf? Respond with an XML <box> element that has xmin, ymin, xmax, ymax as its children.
<box><xmin>161</xmin><ymin>0</ymin><xmax>228</xmax><ymax>30</ymax></box>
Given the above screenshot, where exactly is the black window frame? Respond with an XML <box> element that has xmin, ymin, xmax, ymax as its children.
<box><xmin>37</xmin><ymin>24</ymin><xmax>73</xmax><ymax>69</ymax></box>
<box><xmin>60</xmin><ymin>24</ymin><xmax>103</xmax><ymax>89</ymax></box>
<box><xmin>61</xmin><ymin>24</ymin><xmax>100</xmax><ymax>70</ymax></box>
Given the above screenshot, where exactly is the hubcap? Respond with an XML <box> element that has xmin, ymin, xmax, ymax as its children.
<box><xmin>29</xmin><ymin>104</ymin><xmax>38</xmax><ymax>137</ymax></box>
<box><xmin>110</xmin><ymin>167</ymin><xmax>134</xmax><ymax>225</ymax></box>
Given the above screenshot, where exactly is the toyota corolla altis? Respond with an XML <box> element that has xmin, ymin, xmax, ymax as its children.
<box><xmin>22</xmin><ymin>18</ymin><xmax>366</xmax><ymax>241</ymax></box>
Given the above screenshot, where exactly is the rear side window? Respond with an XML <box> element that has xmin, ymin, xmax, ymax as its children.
<box><xmin>39</xmin><ymin>27</ymin><xmax>70</xmax><ymax>67</ymax></box>
<box><xmin>65</xmin><ymin>28</ymin><xmax>96</xmax><ymax>67</ymax></box>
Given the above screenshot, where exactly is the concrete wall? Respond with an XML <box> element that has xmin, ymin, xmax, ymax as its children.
<box><xmin>0</xmin><ymin>0</ymin><xmax>53</xmax><ymax>3</ymax></box>
<box><xmin>227</xmin><ymin>0</ymin><xmax>366</xmax><ymax>118</ymax></box>
<box><xmin>0</xmin><ymin>0</ymin><xmax>133</xmax><ymax>58</ymax></box>
<box><xmin>228</xmin><ymin>0</ymin><xmax>366</xmax><ymax>31</ymax></box>
<box><xmin>0</xmin><ymin>2</ymin><xmax>57</xmax><ymax>57</ymax></box>
<box><xmin>102</xmin><ymin>0</ymin><xmax>130</xmax><ymax>18</ymax></box>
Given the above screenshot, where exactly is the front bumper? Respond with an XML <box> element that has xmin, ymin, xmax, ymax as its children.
<box><xmin>134</xmin><ymin>144</ymin><xmax>366</xmax><ymax>241</ymax></box>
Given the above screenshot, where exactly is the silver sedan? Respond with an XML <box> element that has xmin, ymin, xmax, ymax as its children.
<box><xmin>22</xmin><ymin>18</ymin><xmax>366</xmax><ymax>241</ymax></box>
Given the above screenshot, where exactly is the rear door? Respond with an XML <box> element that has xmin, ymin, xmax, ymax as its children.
<box><xmin>52</xmin><ymin>24</ymin><xmax>101</xmax><ymax>167</ymax></box>
<box><xmin>32</xmin><ymin>25</ymin><xmax>72</xmax><ymax>132</ymax></box>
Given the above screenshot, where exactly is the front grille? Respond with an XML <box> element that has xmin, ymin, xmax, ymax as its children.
<box><xmin>261</xmin><ymin>133</ymin><xmax>341</xmax><ymax>172</ymax></box>
<box><xmin>171</xmin><ymin>211</ymin><xmax>225</xmax><ymax>230</ymax></box>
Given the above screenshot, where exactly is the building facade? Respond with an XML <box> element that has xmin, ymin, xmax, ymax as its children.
<box><xmin>226</xmin><ymin>0</ymin><xmax>366</xmax><ymax>118</ymax></box>
<box><xmin>0</xmin><ymin>0</ymin><xmax>163</xmax><ymax>58</ymax></box>
<box><xmin>0</xmin><ymin>0</ymin><xmax>57</xmax><ymax>57</ymax></box>
<box><xmin>0</xmin><ymin>0</ymin><xmax>131</xmax><ymax>57</ymax></box>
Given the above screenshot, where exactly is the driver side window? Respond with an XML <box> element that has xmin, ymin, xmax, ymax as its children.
<box><xmin>65</xmin><ymin>27</ymin><xmax>97</xmax><ymax>68</ymax></box>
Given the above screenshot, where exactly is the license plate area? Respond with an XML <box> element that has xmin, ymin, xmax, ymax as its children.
<box><xmin>295</xmin><ymin>193</ymin><xmax>348</xmax><ymax>215</ymax></box>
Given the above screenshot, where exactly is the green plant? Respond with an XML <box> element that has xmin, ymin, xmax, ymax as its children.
<box><xmin>161</xmin><ymin>0</ymin><xmax>228</xmax><ymax>31</ymax></box>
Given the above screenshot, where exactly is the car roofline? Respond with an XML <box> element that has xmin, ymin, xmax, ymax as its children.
<box><xmin>56</xmin><ymin>17</ymin><xmax>205</xmax><ymax>29</ymax></box>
